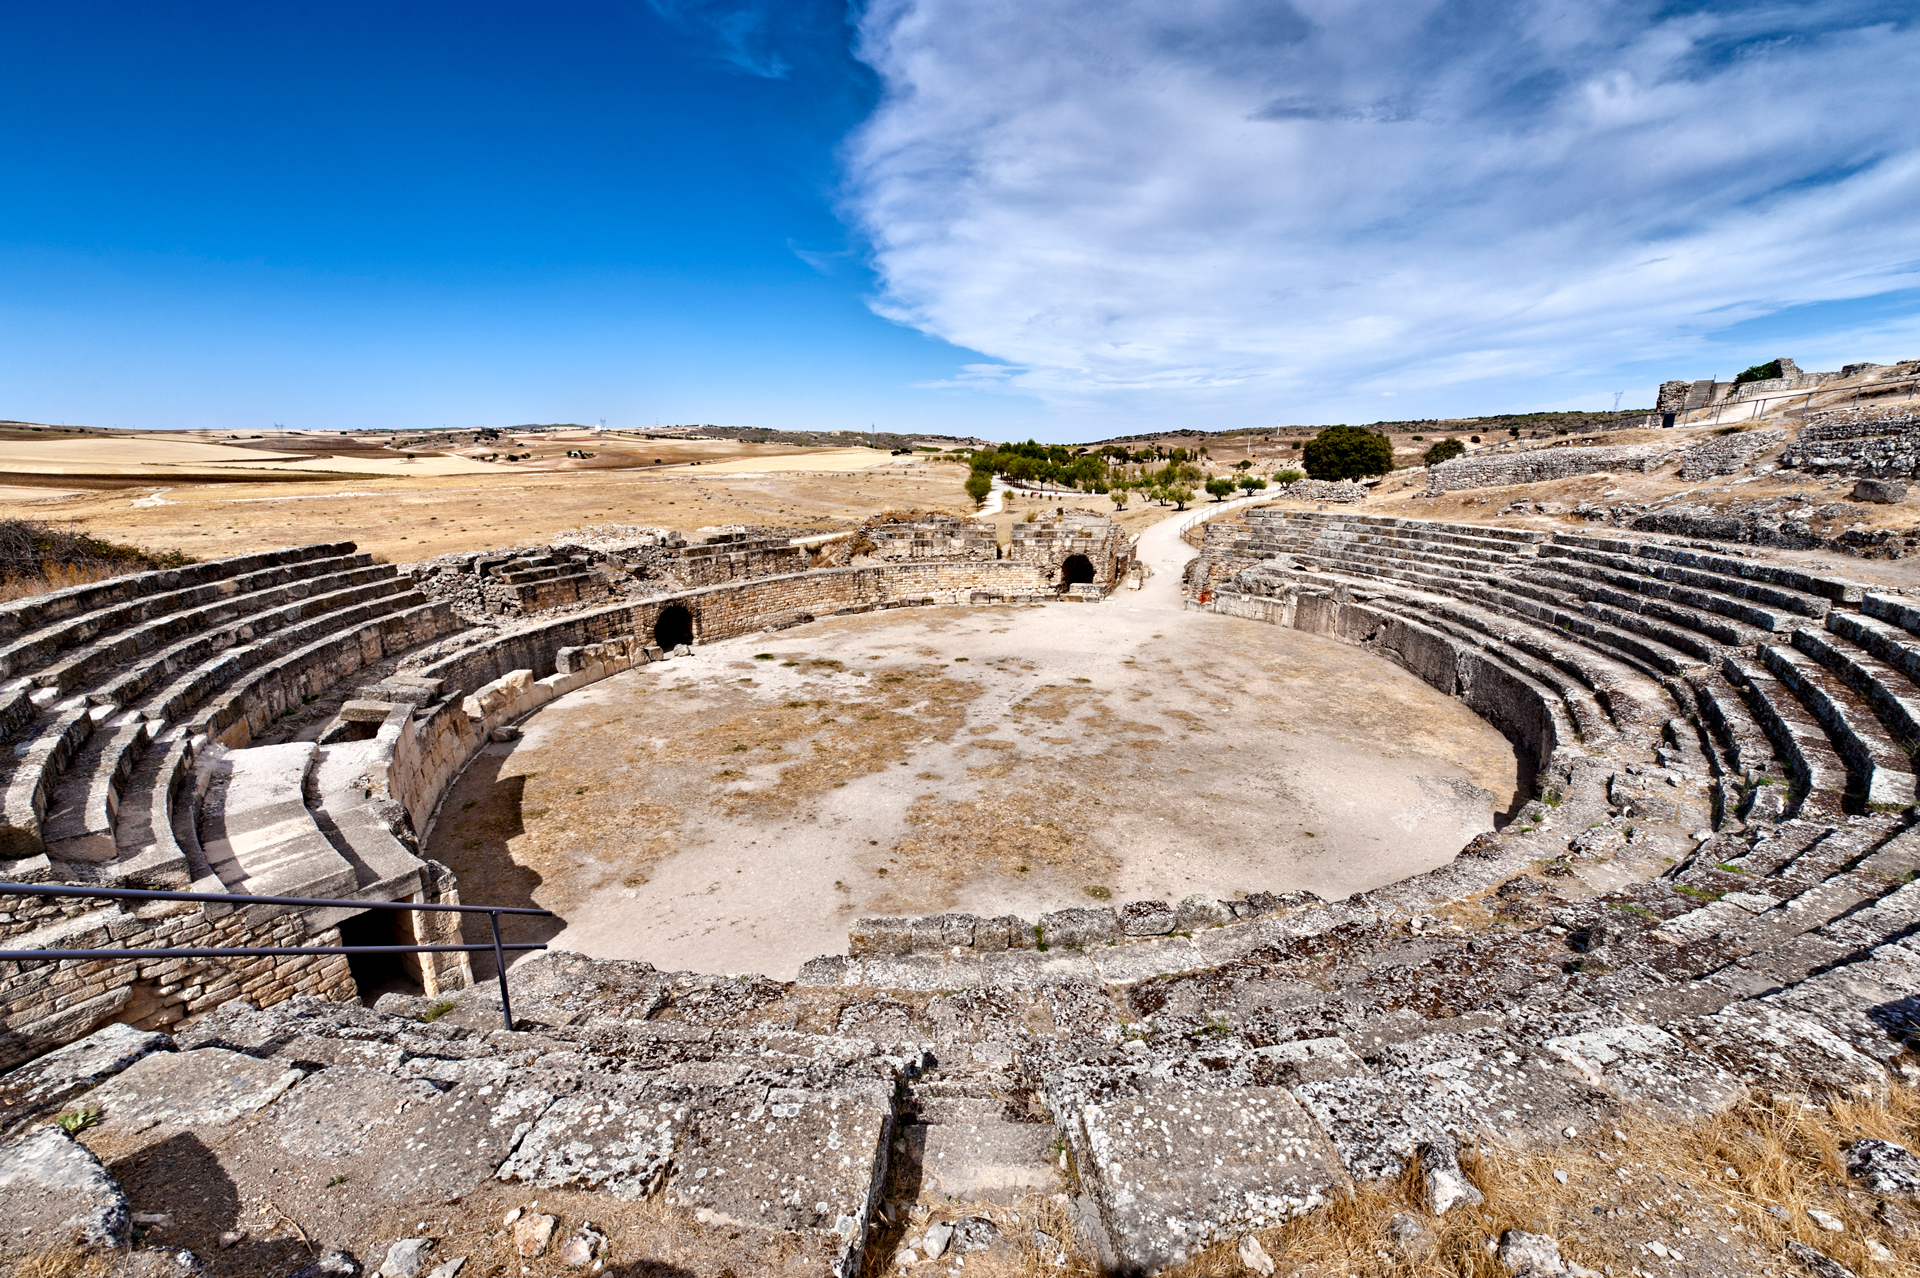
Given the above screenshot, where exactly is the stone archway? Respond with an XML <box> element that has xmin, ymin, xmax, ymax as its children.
<box><xmin>1061</xmin><ymin>554</ymin><xmax>1096</xmax><ymax>586</ymax></box>
<box><xmin>654</xmin><ymin>604</ymin><xmax>694</xmax><ymax>650</ymax></box>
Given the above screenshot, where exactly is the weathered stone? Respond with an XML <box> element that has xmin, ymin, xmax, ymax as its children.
<box><xmin>0</xmin><ymin>1020</ymin><xmax>169</xmax><ymax>1135</ymax></box>
<box><xmin>1854</xmin><ymin>479</ymin><xmax>1908</xmax><ymax>504</ymax></box>
<box><xmin>289</xmin><ymin>1248</ymin><xmax>361</xmax><ymax>1277</ymax></box>
<box><xmin>1542</xmin><ymin>1023</ymin><xmax>1745</xmax><ymax>1119</ymax></box>
<box><xmin>1174</xmin><ymin>895</ymin><xmax>1232</xmax><ymax>930</ymax></box>
<box><xmin>1238</xmin><ymin>1233</ymin><xmax>1276</xmax><ymax>1275</ymax></box>
<box><xmin>493</xmin><ymin>1078</ymin><xmax>673</xmax><ymax>1198</ymax></box>
<box><xmin>0</xmin><ymin>1124</ymin><xmax>130</xmax><ymax>1259</ymax></box>
<box><xmin>377</xmin><ymin>1237</ymin><xmax>435</xmax><ymax>1278</ymax></box>
<box><xmin>513</xmin><ymin>1213</ymin><xmax>556</xmax><ymax>1257</ymax></box>
<box><xmin>1847</xmin><ymin>1140</ymin><xmax>1920</xmax><ymax>1201</ymax></box>
<box><xmin>1496</xmin><ymin>1229</ymin><xmax>1567</xmax><ymax>1275</ymax></box>
<box><xmin>1038</xmin><ymin>907</ymin><xmax>1119</xmax><ymax>949</ymax></box>
<box><xmin>79</xmin><ymin>1046</ymin><xmax>301</xmax><ymax>1131</ymax></box>
<box><xmin>1786</xmin><ymin>1238</ymin><xmax>1860</xmax><ymax>1278</ymax></box>
<box><xmin>1118</xmin><ymin>899</ymin><xmax>1176</xmax><ymax>936</ymax></box>
<box><xmin>1421</xmin><ymin>1137</ymin><xmax>1484</xmax><ymax>1214</ymax></box>
<box><xmin>1048</xmin><ymin>1067</ymin><xmax>1343</xmax><ymax>1271</ymax></box>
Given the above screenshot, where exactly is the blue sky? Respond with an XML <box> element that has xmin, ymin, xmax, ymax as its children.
<box><xmin>3</xmin><ymin>1</ymin><xmax>1919</xmax><ymax>440</ymax></box>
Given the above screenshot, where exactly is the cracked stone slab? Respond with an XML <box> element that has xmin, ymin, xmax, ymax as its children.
<box><xmin>910</xmin><ymin>1097</ymin><xmax>1059</xmax><ymax>1204</ymax></box>
<box><xmin>1542</xmin><ymin>1023</ymin><xmax>1745</xmax><ymax>1118</ymax></box>
<box><xmin>1048</xmin><ymin>1068</ymin><xmax>1344</xmax><ymax>1273</ymax></box>
<box><xmin>0</xmin><ymin>1021</ymin><xmax>169</xmax><ymax>1136</ymax></box>
<box><xmin>0</xmin><ymin>1124</ymin><xmax>130</xmax><ymax>1260</ymax></box>
<box><xmin>494</xmin><ymin>1076</ymin><xmax>678</xmax><ymax>1199</ymax></box>
<box><xmin>1674</xmin><ymin>1003</ymin><xmax>1887</xmax><ymax>1104</ymax></box>
<box><xmin>1293</xmin><ymin>1029</ymin><xmax>1612</xmax><ymax>1179</ymax></box>
<box><xmin>78</xmin><ymin>1046</ymin><xmax>302</xmax><ymax>1133</ymax></box>
<box><xmin>665</xmin><ymin>1079</ymin><xmax>894</xmax><ymax>1278</ymax></box>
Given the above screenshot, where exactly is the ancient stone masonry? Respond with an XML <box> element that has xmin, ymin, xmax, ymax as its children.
<box><xmin>864</xmin><ymin>514</ymin><xmax>997</xmax><ymax>561</ymax></box>
<box><xmin>1425</xmin><ymin>440</ymin><xmax>1682</xmax><ymax>494</ymax></box>
<box><xmin>1679</xmin><ymin>428</ymin><xmax>1785</xmax><ymax>480</ymax></box>
<box><xmin>1783</xmin><ymin>408</ymin><xmax>1920</xmax><ymax>479</ymax></box>
<box><xmin>1005</xmin><ymin>510</ymin><xmax>1133</xmax><ymax>596</ymax></box>
<box><xmin>16</xmin><ymin>517</ymin><xmax>1920</xmax><ymax>1273</ymax></box>
<box><xmin>1264</xmin><ymin>478</ymin><xmax>1369</xmax><ymax>503</ymax></box>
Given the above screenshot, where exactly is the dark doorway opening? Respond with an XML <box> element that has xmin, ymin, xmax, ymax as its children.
<box><xmin>338</xmin><ymin>909</ymin><xmax>421</xmax><ymax>1003</ymax></box>
<box><xmin>1062</xmin><ymin>554</ymin><xmax>1096</xmax><ymax>586</ymax></box>
<box><xmin>654</xmin><ymin>604</ymin><xmax>694</xmax><ymax>649</ymax></box>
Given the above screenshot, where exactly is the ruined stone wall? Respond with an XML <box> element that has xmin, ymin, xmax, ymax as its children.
<box><xmin>866</xmin><ymin>517</ymin><xmax>997</xmax><ymax>562</ymax></box>
<box><xmin>205</xmin><ymin>600</ymin><xmax>464</xmax><ymax>749</ymax></box>
<box><xmin>1782</xmin><ymin>408</ymin><xmax>1920</xmax><ymax>478</ymax></box>
<box><xmin>1425</xmin><ymin>441</ymin><xmax>1681</xmax><ymax>494</ymax></box>
<box><xmin>1678</xmin><ymin>428</ymin><xmax>1784</xmax><ymax>480</ymax></box>
<box><xmin>1005</xmin><ymin>514</ymin><xmax>1130</xmax><ymax>588</ymax></box>
<box><xmin>0</xmin><ymin>896</ymin><xmax>352</xmax><ymax>1070</ymax></box>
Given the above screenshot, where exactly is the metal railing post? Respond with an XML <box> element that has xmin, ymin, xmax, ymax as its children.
<box><xmin>490</xmin><ymin>910</ymin><xmax>514</xmax><ymax>1031</ymax></box>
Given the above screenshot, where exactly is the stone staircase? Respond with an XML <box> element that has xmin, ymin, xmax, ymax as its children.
<box><xmin>0</xmin><ymin>543</ymin><xmax>465</xmax><ymax>893</ymax></box>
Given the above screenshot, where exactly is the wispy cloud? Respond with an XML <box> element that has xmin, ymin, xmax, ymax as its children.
<box><xmin>845</xmin><ymin>0</ymin><xmax>1920</xmax><ymax>425</ymax></box>
<box><xmin>647</xmin><ymin>0</ymin><xmax>802</xmax><ymax>77</ymax></box>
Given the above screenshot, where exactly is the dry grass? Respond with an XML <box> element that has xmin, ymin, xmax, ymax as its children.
<box><xmin>1161</xmin><ymin>1087</ymin><xmax>1920</xmax><ymax>1277</ymax></box>
<box><xmin>9</xmin><ymin>1250</ymin><xmax>115</xmax><ymax>1278</ymax></box>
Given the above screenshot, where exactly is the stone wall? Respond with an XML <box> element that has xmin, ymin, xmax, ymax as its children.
<box><xmin>1425</xmin><ymin>441</ymin><xmax>1681</xmax><ymax>494</ymax></box>
<box><xmin>1782</xmin><ymin>408</ymin><xmax>1920</xmax><ymax>478</ymax></box>
<box><xmin>0</xmin><ymin>895</ymin><xmax>352</xmax><ymax>1070</ymax></box>
<box><xmin>1678</xmin><ymin>428</ymin><xmax>1784</xmax><ymax>480</ymax></box>
<box><xmin>1005</xmin><ymin>513</ymin><xmax>1131</xmax><ymax>590</ymax></box>
<box><xmin>866</xmin><ymin>516</ymin><xmax>997</xmax><ymax>562</ymax></box>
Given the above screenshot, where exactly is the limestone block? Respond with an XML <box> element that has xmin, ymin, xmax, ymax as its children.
<box><xmin>1054</xmin><ymin>1069</ymin><xmax>1343</xmax><ymax>1272</ymax></box>
<box><xmin>0</xmin><ymin>1125</ymin><xmax>130</xmax><ymax>1259</ymax></box>
<box><xmin>665</xmin><ymin>1078</ymin><xmax>892</xmax><ymax>1275</ymax></box>
<box><xmin>1119</xmin><ymin>900</ymin><xmax>1176</xmax><ymax>936</ymax></box>
<box><xmin>1039</xmin><ymin>907</ymin><xmax>1119</xmax><ymax>949</ymax></box>
<box><xmin>1542</xmin><ymin>1023</ymin><xmax>1745</xmax><ymax>1119</ymax></box>
<box><xmin>494</xmin><ymin>1076</ymin><xmax>674</xmax><ymax>1198</ymax></box>
<box><xmin>848</xmin><ymin>917</ymin><xmax>914</xmax><ymax>957</ymax></box>
<box><xmin>1675</xmin><ymin>1003</ymin><xmax>1887</xmax><ymax>1103</ymax></box>
<box><xmin>911</xmin><ymin>913</ymin><xmax>978</xmax><ymax>951</ymax></box>
<box><xmin>0</xmin><ymin>1021</ymin><xmax>169</xmax><ymax>1136</ymax></box>
<box><xmin>79</xmin><ymin>1046</ymin><xmax>301</xmax><ymax>1131</ymax></box>
<box><xmin>1855</xmin><ymin>479</ymin><xmax>1908</xmax><ymax>504</ymax></box>
<box><xmin>1175</xmin><ymin>895</ymin><xmax>1232</xmax><ymax>930</ymax></box>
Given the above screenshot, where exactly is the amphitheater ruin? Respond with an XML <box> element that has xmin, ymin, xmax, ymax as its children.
<box><xmin>8</xmin><ymin>398</ymin><xmax>1920</xmax><ymax>1277</ymax></box>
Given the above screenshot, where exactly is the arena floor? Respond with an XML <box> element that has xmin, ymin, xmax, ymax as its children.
<box><xmin>429</xmin><ymin>569</ymin><xmax>1522</xmax><ymax>979</ymax></box>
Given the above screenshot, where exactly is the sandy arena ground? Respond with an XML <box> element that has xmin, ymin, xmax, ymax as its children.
<box><xmin>430</xmin><ymin>504</ymin><xmax>1520</xmax><ymax>979</ymax></box>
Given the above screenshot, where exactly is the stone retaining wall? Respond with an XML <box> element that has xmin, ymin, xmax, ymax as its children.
<box><xmin>1679</xmin><ymin>429</ymin><xmax>1784</xmax><ymax>479</ymax></box>
<box><xmin>0</xmin><ymin>896</ymin><xmax>352</xmax><ymax>1070</ymax></box>
<box><xmin>1782</xmin><ymin>409</ymin><xmax>1920</xmax><ymax>477</ymax></box>
<box><xmin>1426</xmin><ymin>442</ymin><xmax>1681</xmax><ymax>493</ymax></box>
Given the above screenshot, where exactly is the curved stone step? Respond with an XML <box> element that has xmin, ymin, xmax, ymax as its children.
<box><xmin>1723</xmin><ymin>658</ymin><xmax>1848</xmax><ymax>818</ymax></box>
<box><xmin>1793</xmin><ymin>626</ymin><xmax>1920</xmax><ymax>756</ymax></box>
<box><xmin>1761</xmin><ymin>643</ymin><xmax>1915</xmax><ymax>808</ymax></box>
<box><xmin>0</xmin><ymin>704</ymin><xmax>99</xmax><ymax>864</ymax></box>
<box><xmin>0</xmin><ymin>546</ymin><xmax>362</xmax><ymax>676</ymax></box>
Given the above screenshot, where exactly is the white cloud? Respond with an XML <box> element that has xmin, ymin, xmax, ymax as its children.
<box><xmin>845</xmin><ymin>0</ymin><xmax>1920</xmax><ymax>426</ymax></box>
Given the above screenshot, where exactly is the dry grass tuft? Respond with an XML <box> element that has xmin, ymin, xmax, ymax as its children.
<box><xmin>9</xmin><ymin>1248</ymin><xmax>115</xmax><ymax>1278</ymax></box>
<box><xmin>1159</xmin><ymin>1087</ymin><xmax>1920</xmax><ymax>1278</ymax></box>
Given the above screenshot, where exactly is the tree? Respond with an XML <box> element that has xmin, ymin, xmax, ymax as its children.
<box><xmin>1234</xmin><ymin>459</ymin><xmax>1253</xmax><ymax>471</ymax></box>
<box><xmin>1273</xmin><ymin>468</ymin><xmax>1305</xmax><ymax>484</ymax></box>
<box><xmin>1422</xmin><ymin>438</ymin><xmax>1466</xmax><ymax>467</ymax></box>
<box><xmin>1206</xmin><ymin>477</ymin><xmax>1235</xmax><ymax>501</ymax></box>
<box><xmin>965</xmin><ymin>471</ymin><xmax>991</xmax><ymax>505</ymax></box>
<box><xmin>1301</xmin><ymin>425</ymin><xmax>1394</xmax><ymax>480</ymax></box>
<box><xmin>1110</xmin><ymin>487</ymin><xmax>1128</xmax><ymax>511</ymax></box>
<box><xmin>1167</xmin><ymin>486</ymin><xmax>1195</xmax><ymax>510</ymax></box>
<box><xmin>1734</xmin><ymin>359</ymin><xmax>1784</xmax><ymax>386</ymax></box>
<box><xmin>1237</xmin><ymin>475</ymin><xmax>1266</xmax><ymax>494</ymax></box>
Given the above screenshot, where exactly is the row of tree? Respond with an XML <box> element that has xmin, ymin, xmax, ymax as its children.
<box><xmin>962</xmin><ymin>426</ymin><xmax>1473</xmax><ymax>507</ymax></box>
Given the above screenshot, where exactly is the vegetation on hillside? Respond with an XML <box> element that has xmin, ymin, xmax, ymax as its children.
<box><xmin>1422</xmin><ymin>437</ymin><xmax>1466</xmax><ymax>467</ymax></box>
<box><xmin>0</xmin><ymin>519</ymin><xmax>194</xmax><ymax>602</ymax></box>
<box><xmin>1734</xmin><ymin>359</ymin><xmax>1785</xmax><ymax>386</ymax></box>
<box><xmin>1302</xmin><ymin>425</ymin><xmax>1395</xmax><ymax>480</ymax></box>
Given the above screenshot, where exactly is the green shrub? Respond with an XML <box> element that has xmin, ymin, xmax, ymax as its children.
<box><xmin>1301</xmin><ymin>425</ymin><xmax>1394</xmax><ymax>480</ymax></box>
<box><xmin>1733</xmin><ymin>359</ymin><xmax>1784</xmax><ymax>386</ymax></box>
<box><xmin>1422</xmin><ymin>437</ymin><xmax>1466</xmax><ymax>467</ymax></box>
<box><xmin>1272</xmin><ymin>468</ymin><xmax>1306</xmax><ymax>484</ymax></box>
<box><xmin>964</xmin><ymin>471</ymin><xmax>991</xmax><ymax>505</ymax></box>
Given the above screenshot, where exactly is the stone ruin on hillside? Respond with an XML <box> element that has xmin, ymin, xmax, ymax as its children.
<box><xmin>1006</xmin><ymin>508</ymin><xmax>1132</xmax><ymax>596</ymax></box>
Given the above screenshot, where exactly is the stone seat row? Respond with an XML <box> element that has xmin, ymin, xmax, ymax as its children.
<box><xmin>0</xmin><ymin>544</ymin><xmax>467</xmax><ymax>888</ymax></box>
<box><xmin>1222</xmin><ymin>510</ymin><xmax>1920</xmax><ymax>822</ymax></box>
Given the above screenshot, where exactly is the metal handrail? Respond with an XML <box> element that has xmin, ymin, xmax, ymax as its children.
<box><xmin>0</xmin><ymin>881</ymin><xmax>555</xmax><ymax>1029</ymax></box>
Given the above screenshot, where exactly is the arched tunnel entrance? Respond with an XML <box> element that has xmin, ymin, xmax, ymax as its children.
<box><xmin>1061</xmin><ymin>554</ymin><xmax>1096</xmax><ymax>586</ymax></box>
<box><xmin>654</xmin><ymin>604</ymin><xmax>694</xmax><ymax>650</ymax></box>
